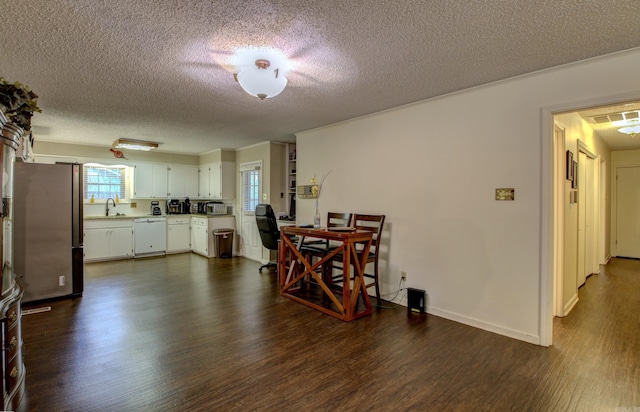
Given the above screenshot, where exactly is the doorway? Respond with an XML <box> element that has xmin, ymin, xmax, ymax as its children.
<box><xmin>615</xmin><ymin>166</ymin><xmax>640</xmax><ymax>258</ymax></box>
<box><xmin>239</xmin><ymin>161</ymin><xmax>263</xmax><ymax>262</ymax></box>
<box><xmin>552</xmin><ymin>116</ymin><xmax>604</xmax><ymax>320</ymax></box>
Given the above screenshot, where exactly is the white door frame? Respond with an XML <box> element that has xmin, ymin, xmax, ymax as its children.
<box><xmin>553</xmin><ymin>125</ymin><xmax>565</xmax><ymax>318</ymax></box>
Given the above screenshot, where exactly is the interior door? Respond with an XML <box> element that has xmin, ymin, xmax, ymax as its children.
<box><xmin>616</xmin><ymin>166</ymin><xmax>640</xmax><ymax>258</ymax></box>
<box><xmin>240</xmin><ymin>162</ymin><xmax>263</xmax><ymax>262</ymax></box>
<box><xmin>577</xmin><ymin>152</ymin><xmax>598</xmax><ymax>287</ymax></box>
<box><xmin>577</xmin><ymin>153</ymin><xmax>587</xmax><ymax>287</ymax></box>
<box><xmin>584</xmin><ymin>155</ymin><xmax>597</xmax><ymax>275</ymax></box>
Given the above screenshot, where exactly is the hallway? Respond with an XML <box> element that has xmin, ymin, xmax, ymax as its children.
<box><xmin>553</xmin><ymin>258</ymin><xmax>640</xmax><ymax>397</ymax></box>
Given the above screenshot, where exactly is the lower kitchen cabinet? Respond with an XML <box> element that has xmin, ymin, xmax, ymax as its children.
<box><xmin>191</xmin><ymin>215</ymin><xmax>236</xmax><ymax>258</ymax></box>
<box><xmin>84</xmin><ymin>219</ymin><xmax>134</xmax><ymax>261</ymax></box>
<box><xmin>191</xmin><ymin>216</ymin><xmax>209</xmax><ymax>256</ymax></box>
<box><xmin>167</xmin><ymin>216</ymin><xmax>191</xmax><ymax>253</ymax></box>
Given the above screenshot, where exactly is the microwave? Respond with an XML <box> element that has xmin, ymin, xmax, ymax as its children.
<box><xmin>206</xmin><ymin>202</ymin><xmax>227</xmax><ymax>215</ymax></box>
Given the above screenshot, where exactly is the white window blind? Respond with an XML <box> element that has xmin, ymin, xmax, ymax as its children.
<box><xmin>241</xmin><ymin>165</ymin><xmax>261</xmax><ymax>212</ymax></box>
<box><xmin>83</xmin><ymin>164</ymin><xmax>128</xmax><ymax>201</ymax></box>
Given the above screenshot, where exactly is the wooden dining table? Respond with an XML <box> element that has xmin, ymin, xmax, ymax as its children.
<box><xmin>278</xmin><ymin>226</ymin><xmax>373</xmax><ymax>321</ymax></box>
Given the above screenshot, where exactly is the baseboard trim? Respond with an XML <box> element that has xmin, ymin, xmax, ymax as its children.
<box><xmin>426</xmin><ymin>306</ymin><xmax>541</xmax><ymax>345</ymax></box>
<box><xmin>563</xmin><ymin>293</ymin><xmax>579</xmax><ymax>316</ymax></box>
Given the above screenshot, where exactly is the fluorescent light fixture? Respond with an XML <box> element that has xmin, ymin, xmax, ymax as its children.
<box><xmin>112</xmin><ymin>138</ymin><xmax>159</xmax><ymax>151</ymax></box>
<box><xmin>233</xmin><ymin>48</ymin><xmax>289</xmax><ymax>100</ymax></box>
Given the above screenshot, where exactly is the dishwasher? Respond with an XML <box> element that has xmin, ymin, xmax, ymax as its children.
<box><xmin>134</xmin><ymin>217</ymin><xmax>167</xmax><ymax>256</ymax></box>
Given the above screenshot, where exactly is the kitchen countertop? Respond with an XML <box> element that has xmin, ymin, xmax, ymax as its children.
<box><xmin>84</xmin><ymin>214</ymin><xmax>234</xmax><ymax>220</ymax></box>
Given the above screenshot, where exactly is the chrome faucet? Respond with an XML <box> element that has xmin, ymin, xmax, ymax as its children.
<box><xmin>105</xmin><ymin>198</ymin><xmax>116</xmax><ymax>216</ymax></box>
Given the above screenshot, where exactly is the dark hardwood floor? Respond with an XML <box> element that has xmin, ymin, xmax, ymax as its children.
<box><xmin>17</xmin><ymin>255</ymin><xmax>640</xmax><ymax>411</ymax></box>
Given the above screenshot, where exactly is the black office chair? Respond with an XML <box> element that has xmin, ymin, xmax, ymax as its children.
<box><xmin>255</xmin><ymin>204</ymin><xmax>279</xmax><ymax>273</ymax></box>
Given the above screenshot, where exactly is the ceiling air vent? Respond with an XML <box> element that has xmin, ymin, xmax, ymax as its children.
<box><xmin>589</xmin><ymin>111</ymin><xmax>640</xmax><ymax>124</ymax></box>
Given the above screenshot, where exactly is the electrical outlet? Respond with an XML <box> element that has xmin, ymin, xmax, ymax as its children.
<box><xmin>59</xmin><ymin>276</ymin><xmax>65</xmax><ymax>286</ymax></box>
<box><xmin>401</xmin><ymin>271</ymin><xmax>407</xmax><ymax>282</ymax></box>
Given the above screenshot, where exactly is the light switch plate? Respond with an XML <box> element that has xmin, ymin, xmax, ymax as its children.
<box><xmin>495</xmin><ymin>188</ymin><xmax>515</xmax><ymax>200</ymax></box>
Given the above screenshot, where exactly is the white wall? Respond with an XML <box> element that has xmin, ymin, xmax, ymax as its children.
<box><xmin>296</xmin><ymin>48</ymin><xmax>640</xmax><ymax>345</ymax></box>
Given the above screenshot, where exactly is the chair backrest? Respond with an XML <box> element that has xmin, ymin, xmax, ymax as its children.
<box><xmin>327</xmin><ymin>212</ymin><xmax>352</xmax><ymax>229</ymax></box>
<box><xmin>353</xmin><ymin>214</ymin><xmax>385</xmax><ymax>257</ymax></box>
<box><xmin>255</xmin><ymin>204</ymin><xmax>280</xmax><ymax>251</ymax></box>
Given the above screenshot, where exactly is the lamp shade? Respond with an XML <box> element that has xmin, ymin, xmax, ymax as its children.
<box><xmin>236</xmin><ymin>64</ymin><xmax>288</xmax><ymax>100</ymax></box>
<box><xmin>618</xmin><ymin>124</ymin><xmax>640</xmax><ymax>136</ymax></box>
<box><xmin>233</xmin><ymin>48</ymin><xmax>289</xmax><ymax>100</ymax></box>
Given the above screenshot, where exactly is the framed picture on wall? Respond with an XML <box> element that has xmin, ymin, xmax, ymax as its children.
<box><xmin>572</xmin><ymin>160</ymin><xmax>578</xmax><ymax>189</ymax></box>
<box><xmin>566</xmin><ymin>150</ymin><xmax>574</xmax><ymax>180</ymax></box>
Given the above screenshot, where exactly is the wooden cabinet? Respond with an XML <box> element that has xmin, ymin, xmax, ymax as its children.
<box><xmin>0</xmin><ymin>288</ymin><xmax>24</xmax><ymax>410</ymax></box>
<box><xmin>198</xmin><ymin>161</ymin><xmax>235</xmax><ymax>199</ymax></box>
<box><xmin>191</xmin><ymin>216</ymin><xmax>209</xmax><ymax>256</ymax></box>
<box><xmin>133</xmin><ymin>163</ymin><xmax>168</xmax><ymax>198</ymax></box>
<box><xmin>84</xmin><ymin>219</ymin><xmax>134</xmax><ymax>261</ymax></box>
<box><xmin>168</xmin><ymin>165</ymin><xmax>199</xmax><ymax>199</ymax></box>
<box><xmin>167</xmin><ymin>216</ymin><xmax>191</xmax><ymax>253</ymax></box>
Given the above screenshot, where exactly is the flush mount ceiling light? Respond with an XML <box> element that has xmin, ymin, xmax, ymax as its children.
<box><xmin>112</xmin><ymin>138</ymin><xmax>159</xmax><ymax>151</ymax></box>
<box><xmin>233</xmin><ymin>48</ymin><xmax>289</xmax><ymax>100</ymax></box>
<box><xmin>617</xmin><ymin>120</ymin><xmax>640</xmax><ymax>138</ymax></box>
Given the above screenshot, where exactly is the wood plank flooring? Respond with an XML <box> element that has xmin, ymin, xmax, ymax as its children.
<box><xmin>17</xmin><ymin>255</ymin><xmax>640</xmax><ymax>411</ymax></box>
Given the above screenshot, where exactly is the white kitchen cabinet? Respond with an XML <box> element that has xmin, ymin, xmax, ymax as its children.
<box><xmin>84</xmin><ymin>219</ymin><xmax>133</xmax><ymax>261</ymax></box>
<box><xmin>133</xmin><ymin>163</ymin><xmax>169</xmax><ymax>198</ymax></box>
<box><xmin>191</xmin><ymin>216</ymin><xmax>209</xmax><ymax>256</ymax></box>
<box><xmin>110</xmin><ymin>227</ymin><xmax>136</xmax><ymax>257</ymax></box>
<box><xmin>168</xmin><ymin>165</ymin><xmax>199</xmax><ymax>199</ymax></box>
<box><xmin>190</xmin><ymin>215</ymin><xmax>235</xmax><ymax>257</ymax></box>
<box><xmin>167</xmin><ymin>216</ymin><xmax>191</xmax><ymax>253</ymax></box>
<box><xmin>198</xmin><ymin>161</ymin><xmax>235</xmax><ymax>199</ymax></box>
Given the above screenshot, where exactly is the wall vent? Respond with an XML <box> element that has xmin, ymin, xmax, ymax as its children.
<box><xmin>589</xmin><ymin>111</ymin><xmax>640</xmax><ymax>124</ymax></box>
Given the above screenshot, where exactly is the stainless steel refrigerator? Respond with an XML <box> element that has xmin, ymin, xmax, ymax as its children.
<box><xmin>13</xmin><ymin>162</ymin><xmax>84</xmax><ymax>303</ymax></box>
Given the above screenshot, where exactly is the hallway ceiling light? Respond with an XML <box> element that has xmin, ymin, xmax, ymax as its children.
<box><xmin>233</xmin><ymin>48</ymin><xmax>289</xmax><ymax>100</ymax></box>
<box><xmin>617</xmin><ymin>120</ymin><xmax>640</xmax><ymax>138</ymax></box>
<box><xmin>112</xmin><ymin>138</ymin><xmax>159</xmax><ymax>151</ymax></box>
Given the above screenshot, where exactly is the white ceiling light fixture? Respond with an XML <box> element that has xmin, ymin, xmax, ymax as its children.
<box><xmin>233</xmin><ymin>48</ymin><xmax>289</xmax><ymax>100</ymax></box>
<box><xmin>112</xmin><ymin>138</ymin><xmax>159</xmax><ymax>151</ymax></box>
<box><xmin>617</xmin><ymin>119</ymin><xmax>640</xmax><ymax>138</ymax></box>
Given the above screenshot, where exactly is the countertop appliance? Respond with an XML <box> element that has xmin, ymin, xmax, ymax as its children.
<box><xmin>167</xmin><ymin>199</ymin><xmax>181</xmax><ymax>214</ymax></box>
<box><xmin>181</xmin><ymin>198</ymin><xmax>191</xmax><ymax>214</ymax></box>
<box><xmin>196</xmin><ymin>201</ymin><xmax>206</xmax><ymax>214</ymax></box>
<box><xmin>134</xmin><ymin>217</ymin><xmax>167</xmax><ymax>256</ymax></box>
<box><xmin>13</xmin><ymin>162</ymin><xmax>84</xmax><ymax>303</ymax></box>
<box><xmin>206</xmin><ymin>201</ymin><xmax>227</xmax><ymax>215</ymax></box>
<box><xmin>150</xmin><ymin>200</ymin><xmax>162</xmax><ymax>215</ymax></box>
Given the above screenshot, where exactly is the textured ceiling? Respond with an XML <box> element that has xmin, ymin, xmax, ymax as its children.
<box><xmin>2</xmin><ymin>1</ymin><xmax>640</xmax><ymax>155</ymax></box>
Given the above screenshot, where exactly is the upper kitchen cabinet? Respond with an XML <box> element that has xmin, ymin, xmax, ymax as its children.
<box><xmin>133</xmin><ymin>163</ymin><xmax>168</xmax><ymax>198</ymax></box>
<box><xmin>168</xmin><ymin>165</ymin><xmax>199</xmax><ymax>199</ymax></box>
<box><xmin>199</xmin><ymin>161</ymin><xmax>235</xmax><ymax>199</ymax></box>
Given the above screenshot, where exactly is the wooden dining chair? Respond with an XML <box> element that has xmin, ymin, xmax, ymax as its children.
<box><xmin>300</xmin><ymin>212</ymin><xmax>353</xmax><ymax>285</ymax></box>
<box><xmin>330</xmin><ymin>214</ymin><xmax>385</xmax><ymax>303</ymax></box>
<box><xmin>301</xmin><ymin>212</ymin><xmax>353</xmax><ymax>252</ymax></box>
